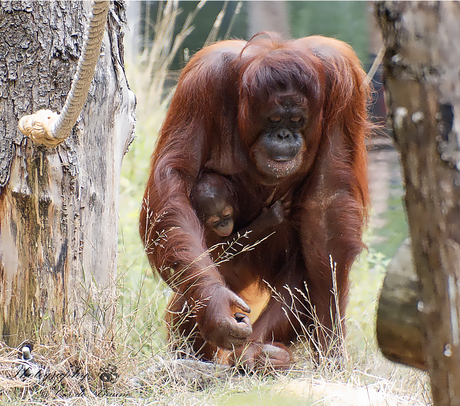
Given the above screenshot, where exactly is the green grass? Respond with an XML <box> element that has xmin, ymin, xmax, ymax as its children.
<box><xmin>372</xmin><ymin>188</ymin><xmax>409</xmax><ymax>258</ymax></box>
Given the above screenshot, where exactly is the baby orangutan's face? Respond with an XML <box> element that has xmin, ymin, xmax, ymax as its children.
<box><xmin>205</xmin><ymin>205</ymin><xmax>234</xmax><ymax>237</ymax></box>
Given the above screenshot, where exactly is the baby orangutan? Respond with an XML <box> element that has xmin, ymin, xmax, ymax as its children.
<box><xmin>190</xmin><ymin>172</ymin><xmax>285</xmax><ymax>246</ymax></box>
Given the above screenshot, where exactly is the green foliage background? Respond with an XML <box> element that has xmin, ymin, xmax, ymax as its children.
<box><xmin>289</xmin><ymin>1</ymin><xmax>370</xmax><ymax>63</ymax></box>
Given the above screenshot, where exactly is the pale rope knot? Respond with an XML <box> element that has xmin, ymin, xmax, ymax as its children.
<box><xmin>18</xmin><ymin>110</ymin><xmax>61</xmax><ymax>148</ymax></box>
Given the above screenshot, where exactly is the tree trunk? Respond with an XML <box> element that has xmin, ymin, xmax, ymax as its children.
<box><xmin>0</xmin><ymin>1</ymin><xmax>135</xmax><ymax>348</ymax></box>
<box><xmin>376</xmin><ymin>2</ymin><xmax>460</xmax><ymax>404</ymax></box>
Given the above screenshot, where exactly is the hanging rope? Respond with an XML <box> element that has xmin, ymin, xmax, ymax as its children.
<box><xmin>18</xmin><ymin>1</ymin><xmax>110</xmax><ymax>148</ymax></box>
<box><xmin>362</xmin><ymin>45</ymin><xmax>385</xmax><ymax>90</ymax></box>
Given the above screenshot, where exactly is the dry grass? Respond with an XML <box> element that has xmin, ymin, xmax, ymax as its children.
<box><xmin>0</xmin><ymin>252</ymin><xmax>430</xmax><ymax>405</ymax></box>
<box><xmin>0</xmin><ymin>219</ymin><xmax>431</xmax><ymax>404</ymax></box>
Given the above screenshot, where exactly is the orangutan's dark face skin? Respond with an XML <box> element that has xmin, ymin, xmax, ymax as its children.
<box><xmin>249</xmin><ymin>95</ymin><xmax>308</xmax><ymax>181</ymax></box>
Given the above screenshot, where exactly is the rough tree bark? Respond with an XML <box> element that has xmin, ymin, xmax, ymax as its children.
<box><xmin>376</xmin><ymin>2</ymin><xmax>460</xmax><ymax>404</ymax></box>
<box><xmin>0</xmin><ymin>1</ymin><xmax>135</xmax><ymax>348</ymax></box>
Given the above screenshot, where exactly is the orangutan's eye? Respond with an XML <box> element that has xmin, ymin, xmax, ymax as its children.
<box><xmin>270</xmin><ymin>115</ymin><xmax>281</xmax><ymax>123</ymax></box>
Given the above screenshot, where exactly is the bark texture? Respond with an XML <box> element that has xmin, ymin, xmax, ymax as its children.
<box><xmin>0</xmin><ymin>1</ymin><xmax>135</xmax><ymax>347</ymax></box>
<box><xmin>376</xmin><ymin>2</ymin><xmax>460</xmax><ymax>404</ymax></box>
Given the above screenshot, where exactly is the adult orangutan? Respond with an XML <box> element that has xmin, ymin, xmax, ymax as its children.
<box><xmin>140</xmin><ymin>32</ymin><xmax>370</xmax><ymax>369</ymax></box>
